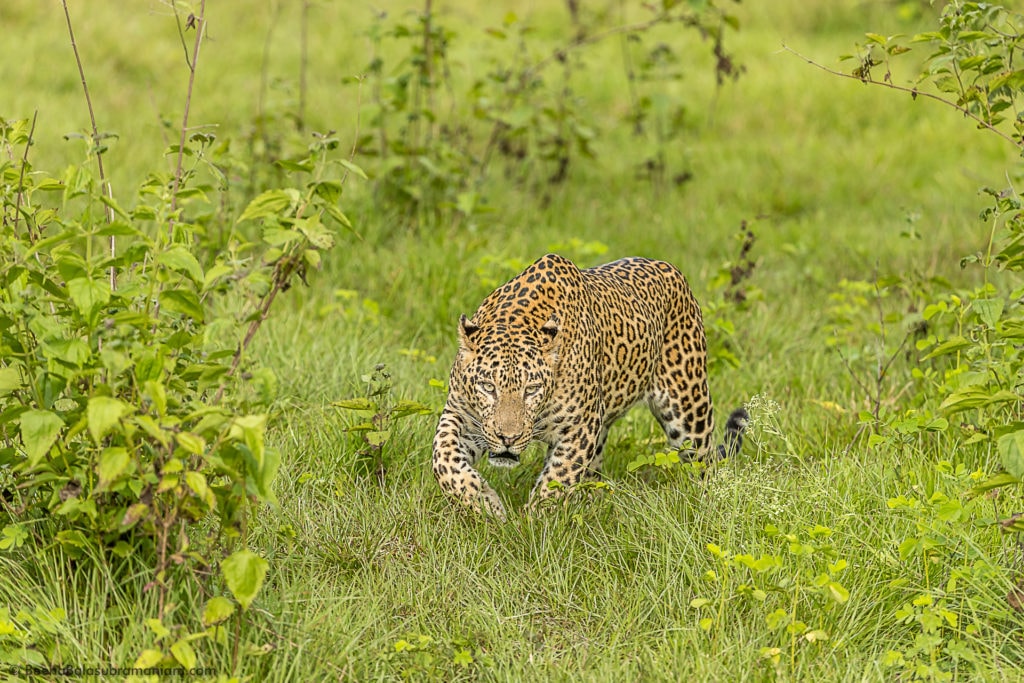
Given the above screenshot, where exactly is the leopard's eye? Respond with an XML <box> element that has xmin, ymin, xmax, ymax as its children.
<box><xmin>478</xmin><ymin>381</ymin><xmax>496</xmax><ymax>395</ymax></box>
<box><xmin>524</xmin><ymin>384</ymin><xmax>543</xmax><ymax>398</ymax></box>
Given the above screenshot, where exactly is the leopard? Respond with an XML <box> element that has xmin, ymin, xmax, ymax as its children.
<box><xmin>431</xmin><ymin>253</ymin><xmax>748</xmax><ymax>518</ymax></box>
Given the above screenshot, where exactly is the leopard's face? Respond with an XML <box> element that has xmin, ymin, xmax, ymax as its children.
<box><xmin>452</xmin><ymin>314</ymin><xmax>560</xmax><ymax>466</ymax></box>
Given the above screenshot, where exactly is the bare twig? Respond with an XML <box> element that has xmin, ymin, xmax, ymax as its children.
<box><xmin>212</xmin><ymin>251</ymin><xmax>303</xmax><ymax>405</ymax></box>
<box><xmin>13</xmin><ymin>111</ymin><xmax>38</xmax><ymax>240</ymax></box>
<box><xmin>169</xmin><ymin>0</ymin><xmax>207</xmax><ymax>239</ymax></box>
<box><xmin>521</xmin><ymin>12</ymin><xmax>698</xmax><ymax>85</ymax></box>
<box><xmin>782</xmin><ymin>44</ymin><xmax>1020</xmax><ymax>149</ymax></box>
<box><xmin>340</xmin><ymin>78</ymin><xmax>364</xmax><ymax>186</ymax></box>
<box><xmin>421</xmin><ymin>0</ymin><xmax>435</xmax><ymax>144</ymax></box>
<box><xmin>61</xmin><ymin>1</ymin><xmax>117</xmax><ymax>290</ymax></box>
<box><xmin>298</xmin><ymin>0</ymin><xmax>311</xmax><ymax>132</ymax></box>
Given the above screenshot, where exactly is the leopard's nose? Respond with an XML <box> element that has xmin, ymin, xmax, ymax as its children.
<box><xmin>497</xmin><ymin>432</ymin><xmax>518</xmax><ymax>447</ymax></box>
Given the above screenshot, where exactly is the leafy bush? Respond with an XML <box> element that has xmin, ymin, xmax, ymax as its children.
<box><xmin>354</xmin><ymin>0</ymin><xmax>743</xmax><ymax>226</ymax></box>
<box><xmin>0</xmin><ymin>3</ymin><xmax>357</xmax><ymax>672</ymax></box>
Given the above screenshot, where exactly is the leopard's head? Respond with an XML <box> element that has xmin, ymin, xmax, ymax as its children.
<box><xmin>450</xmin><ymin>312</ymin><xmax>560</xmax><ymax>466</ymax></box>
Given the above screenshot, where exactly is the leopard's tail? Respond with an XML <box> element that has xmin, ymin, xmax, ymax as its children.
<box><xmin>716</xmin><ymin>407</ymin><xmax>749</xmax><ymax>459</ymax></box>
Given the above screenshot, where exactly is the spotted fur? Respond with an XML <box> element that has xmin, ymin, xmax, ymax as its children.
<box><xmin>432</xmin><ymin>253</ymin><xmax>747</xmax><ymax>518</ymax></box>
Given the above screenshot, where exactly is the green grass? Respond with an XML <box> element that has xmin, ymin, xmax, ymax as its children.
<box><xmin>3</xmin><ymin>0</ymin><xmax>1024</xmax><ymax>681</ymax></box>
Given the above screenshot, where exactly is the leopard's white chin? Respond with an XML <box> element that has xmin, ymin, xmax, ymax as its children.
<box><xmin>488</xmin><ymin>453</ymin><xmax>521</xmax><ymax>468</ymax></box>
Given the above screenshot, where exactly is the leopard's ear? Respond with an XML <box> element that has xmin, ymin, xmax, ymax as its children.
<box><xmin>539</xmin><ymin>313</ymin><xmax>560</xmax><ymax>349</ymax></box>
<box><xmin>458</xmin><ymin>314</ymin><xmax>480</xmax><ymax>349</ymax></box>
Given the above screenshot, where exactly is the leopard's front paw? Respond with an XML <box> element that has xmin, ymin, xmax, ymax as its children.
<box><xmin>475</xmin><ymin>483</ymin><xmax>507</xmax><ymax>521</ymax></box>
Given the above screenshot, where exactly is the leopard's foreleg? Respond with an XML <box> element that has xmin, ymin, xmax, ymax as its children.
<box><xmin>432</xmin><ymin>406</ymin><xmax>506</xmax><ymax>519</ymax></box>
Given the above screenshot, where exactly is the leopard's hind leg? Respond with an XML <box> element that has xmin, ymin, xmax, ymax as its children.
<box><xmin>645</xmin><ymin>291</ymin><xmax>717</xmax><ymax>458</ymax></box>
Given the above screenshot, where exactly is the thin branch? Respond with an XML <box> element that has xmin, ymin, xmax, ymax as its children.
<box><xmin>13</xmin><ymin>111</ymin><xmax>38</xmax><ymax>241</ymax></box>
<box><xmin>212</xmin><ymin>253</ymin><xmax>301</xmax><ymax>405</ymax></box>
<box><xmin>298</xmin><ymin>0</ymin><xmax>311</xmax><ymax>132</ymax></box>
<box><xmin>781</xmin><ymin>44</ymin><xmax>1020</xmax><ymax>149</ymax></box>
<box><xmin>340</xmin><ymin>78</ymin><xmax>364</xmax><ymax>186</ymax></box>
<box><xmin>522</xmin><ymin>13</ymin><xmax>680</xmax><ymax>84</ymax></box>
<box><xmin>62</xmin><ymin>0</ymin><xmax>117</xmax><ymax>290</ymax></box>
<box><xmin>169</xmin><ymin>0</ymin><xmax>207</xmax><ymax>240</ymax></box>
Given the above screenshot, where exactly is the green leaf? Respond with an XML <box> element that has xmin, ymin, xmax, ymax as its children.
<box><xmin>135</xmin><ymin>649</ymin><xmax>165</xmax><ymax>668</ymax></box>
<box><xmin>185</xmin><ymin>471</ymin><xmax>216</xmax><ymax>510</ymax></box>
<box><xmin>0</xmin><ymin>524</ymin><xmax>28</xmax><ymax>551</ymax></box>
<box><xmin>921</xmin><ymin>335</ymin><xmax>971</xmax><ymax>360</ymax></box>
<box><xmin>253</xmin><ymin>446</ymin><xmax>280</xmax><ymax>505</ymax></box>
<box><xmin>67</xmin><ymin>276</ymin><xmax>111</xmax><ymax>316</ymax></box>
<box><xmin>338</xmin><ymin>158</ymin><xmax>368</xmax><ymax>180</ymax></box>
<box><xmin>159</xmin><ymin>289</ymin><xmax>205</xmax><ymax>321</ymax></box>
<box><xmin>222</xmin><ymin>549</ymin><xmax>268</xmax><ymax>611</ymax></box>
<box><xmin>88</xmin><ymin>396</ymin><xmax>129</xmax><ymax>444</ymax></box>
<box><xmin>20</xmin><ymin>409</ymin><xmax>64</xmax><ymax>467</ymax></box>
<box><xmin>332</xmin><ymin>398</ymin><xmax>377</xmax><ymax>412</ymax></box>
<box><xmin>146</xmin><ymin>617</ymin><xmax>171</xmax><ymax>640</ymax></box>
<box><xmin>453</xmin><ymin>649</ymin><xmax>473</xmax><ymax>666</ymax></box>
<box><xmin>827</xmin><ymin>581</ymin><xmax>850</xmax><ymax>604</ymax></box>
<box><xmin>967</xmin><ymin>471</ymin><xmax>1019</xmax><ymax>498</ymax></box>
<box><xmin>203</xmin><ymin>596</ymin><xmax>236</xmax><ymax>627</ymax></box>
<box><xmin>97</xmin><ymin>447</ymin><xmax>131</xmax><ymax>489</ymax></box>
<box><xmin>939</xmin><ymin>386</ymin><xmax>1020</xmax><ymax>414</ymax></box>
<box><xmin>170</xmin><ymin>639</ymin><xmax>197</xmax><ymax>669</ymax></box>
<box><xmin>365</xmin><ymin>430</ymin><xmax>390</xmax><ymax>447</ymax></box>
<box><xmin>997</xmin><ymin>429</ymin><xmax>1024</xmax><ymax>480</ymax></box>
<box><xmin>0</xmin><ymin>366</ymin><xmax>22</xmax><ymax>396</ymax></box>
<box><xmin>973</xmin><ymin>297</ymin><xmax>1004</xmax><ymax>328</ymax></box>
<box><xmin>157</xmin><ymin>246</ymin><xmax>204</xmax><ymax>284</ymax></box>
<box><xmin>237</xmin><ymin>189</ymin><xmax>299</xmax><ymax>223</ymax></box>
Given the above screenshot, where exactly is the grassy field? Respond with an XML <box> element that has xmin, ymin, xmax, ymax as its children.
<box><xmin>2</xmin><ymin>0</ymin><xmax>1024</xmax><ymax>681</ymax></box>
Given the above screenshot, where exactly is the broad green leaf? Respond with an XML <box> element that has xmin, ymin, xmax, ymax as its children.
<box><xmin>176</xmin><ymin>432</ymin><xmax>206</xmax><ymax>456</ymax></box>
<box><xmin>939</xmin><ymin>385</ymin><xmax>1020</xmax><ymax>414</ymax></box>
<box><xmin>333</xmin><ymin>398</ymin><xmax>377</xmax><ymax>412</ymax></box>
<box><xmin>338</xmin><ymin>158</ymin><xmax>368</xmax><ymax>180</ymax></box>
<box><xmin>170</xmin><ymin>639</ymin><xmax>197</xmax><ymax>669</ymax></box>
<box><xmin>98</xmin><ymin>194</ymin><xmax>131</xmax><ymax>220</ymax></box>
<box><xmin>968</xmin><ymin>471</ymin><xmax>1019</xmax><ymax>498</ymax></box>
<box><xmin>159</xmin><ymin>289</ymin><xmax>205</xmax><ymax>322</ymax></box>
<box><xmin>0</xmin><ymin>524</ymin><xmax>28</xmax><ymax>550</ymax></box>
<box><xmin>203</xmin><ymin>596</ymin><xmax>236</xmax><ymax>627</ymax></box>
<box><xmin>158</xmin><ymin>246</ymin><xmax>204</xmax><ymax>284</ymax></box>
<box><xmin>135</xmin><ymin>649</ymin><xmax>165</xmax><ymax>668</ymax></box>
<box><xmin>88</xmin><ymin>396</ymin><xmax>129</xmax><ymax>444</ymax></box>
<box><xmin>67</xmin><ymin>276</ymin><xmax>110</xmax><ymax>316</ymax></box>
<box><xmin>120</xmin><ymin>503</ymin><xmax>149</xmax><ymax>529</ymax></box>
<box><xmin>0</xmin><ymin>366</ymin><xmax>22</xmax><ymax>396</ymax></box>
<box><xmin>146</xmin><ymin>617</ymin><xmax>171</xmax><ymax>640</ymax></box>
<box><xmin>97</xmin><ymin>447</ymin><xmax>130</xmax><ymax>489</ymax></box>
<box><xmin>202</xmin><ymin>263</ymin><xmax>235</xmax><ymax>291</ymax></box>
<box><xmin>827</xmin><ymin>581</ymin><xmax>850</xmax><ymax>604</ymax></box>
<box><xmin>237</xmin><ymin>189</ymin><xmax>299</xmax><ymax>223</ymax></box>
<box><xmin>997</xmin><ymin>429</ymin><xmax>1024</xmax><ymax>480</ymax></box>
<box><xmin>143</xmin><ymin>380</ymin><xmax>167</xmax><ymax>417</ymax></box>
<box><xmin>921</xmin><ymin>335</ymin><xmax>971</xmax><ymax>360</ymax></box>
<box><xmin>365</xmin><ymin>430</ymin><xmax>390</xmax><ymax>447</ymax></box>
<box><xmin>253</xmin><ymin>446</ymin><xmax>280</xmax><ymax>505</ymax></box>
<box><xmin>262</xmin><ymin>228</ymin><xmax>303</xmax><ymax>246</ymax></box>
<box><xmin>185</xmin><ymin>471</ymin><xmax>216</xmax><ymax>510</ymax></box>
<box><xmin>222</xmin><ymin>549</ymin><xmax>268</xmax><ymax>611</ymax></box>
<box><xmin>973</xmin><ymin>297</ymin><xmax>1004</xmax><ymax>328</ymax></box>
<box><xmin>20</xmin><ymin>409</ymin><xmax>64</xmax><ymax>467</ymax></box>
